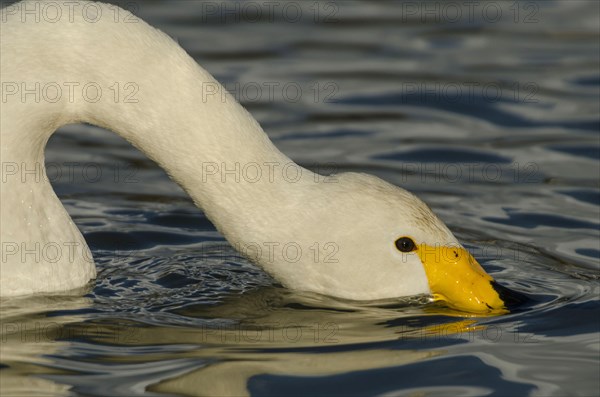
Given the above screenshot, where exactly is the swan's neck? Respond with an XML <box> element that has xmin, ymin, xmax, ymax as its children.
<box><xmin>0</xmin><ymin>2</ymin><xmax>314</xmax><ymax>295</ymax></box>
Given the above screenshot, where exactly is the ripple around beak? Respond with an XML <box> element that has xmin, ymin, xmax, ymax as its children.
<box><xmin>490</xmin><ymin>281</ymin><xmax>529</xmax><ymax>311</ymax></box>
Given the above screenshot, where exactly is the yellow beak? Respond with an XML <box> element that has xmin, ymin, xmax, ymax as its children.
<box><xmin>417</xmin><ymin>244</ymin><xmax>507</xmax><ymax>314</ymax></box>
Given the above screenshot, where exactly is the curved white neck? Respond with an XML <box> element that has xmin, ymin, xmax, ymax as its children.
<box><xmin>4</xmin><ymin>3</ymin><xmax>317</xmax><ymax>229</ymax></box>
<box><xmin>0</xmin><ymin>1</ymin><xmax>315</xmax><ymax>295</ymax></box>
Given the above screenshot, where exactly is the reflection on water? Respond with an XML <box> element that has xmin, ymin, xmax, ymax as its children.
<box><xmin>1</xmin><ymin>0</ymin><xmax>599</xmax><ymax>396</ymax></box>
<box><xmin>3</xmin><ymin>278</ymin><xmax>598</xmax><ymax>396</ymax></box>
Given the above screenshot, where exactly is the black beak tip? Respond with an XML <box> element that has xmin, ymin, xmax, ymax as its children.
<box><xmin>491</xmin><ymin>280</ymin><xmax>528</xmax><ymax>310</ymax></box>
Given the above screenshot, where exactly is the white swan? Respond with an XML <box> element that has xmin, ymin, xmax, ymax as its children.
<box><xmin>0</xmin><ymin>0</ymin><xmax>508</xmax><ymax>313</ymax></box>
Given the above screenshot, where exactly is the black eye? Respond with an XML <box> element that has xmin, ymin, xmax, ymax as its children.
<box><xmin>395</xmin><ymin>237</ymin><xmax>416</xmax><ymax>253</ymax></box>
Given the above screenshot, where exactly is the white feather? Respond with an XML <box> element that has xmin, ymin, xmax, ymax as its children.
<box><xmin>0</xmin><ymin>1</ymin><xmax>459</xmax><ymax>298</ymax></box>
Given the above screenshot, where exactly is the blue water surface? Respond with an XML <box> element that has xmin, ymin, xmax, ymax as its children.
<box><xmin>1</xmin><ymin>1</ymin><xmax>599</xmax><ymax>396</ymax></box>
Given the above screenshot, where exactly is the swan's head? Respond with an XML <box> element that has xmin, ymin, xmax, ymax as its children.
<box><xmin>276</xmin><ymin>172</ymin><xmax>510</xmax><ymax>314</ymax></box>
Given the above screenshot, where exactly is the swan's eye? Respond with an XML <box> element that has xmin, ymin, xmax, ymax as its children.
<box><xmin>395</xmin><ymin>237</ymin><xmax>416</xmax><ymax>253</ymax></box>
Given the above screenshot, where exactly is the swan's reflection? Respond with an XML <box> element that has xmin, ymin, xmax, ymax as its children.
<box><xmin>1</xmin><ymin>287</ymin><xmax>499</xmax><ymax>397</ymax></box>
<box><xmin>1</xmin><ymin>292</ymin><xmax>93</xmax><ymax>396</ymax></box>
<box><xmin>93</xmin><ymin>289</ymin><xmax>483</xmax><ymax>396</ymax></box>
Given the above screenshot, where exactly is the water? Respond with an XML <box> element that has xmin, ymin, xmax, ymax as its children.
<box><xmin>1</xmin><ymin>1</ymin><xmax>599</xmax><ymax>396</ymax></box>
